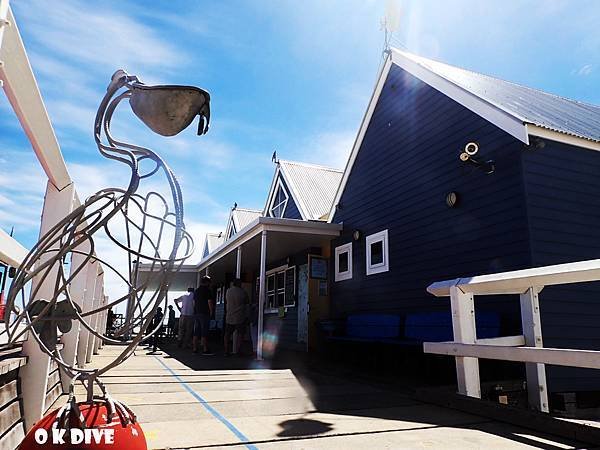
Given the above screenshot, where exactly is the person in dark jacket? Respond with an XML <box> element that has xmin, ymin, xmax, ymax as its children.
<box><xmin>193</xmin><ymin>276</ymin><xmax>215</xmax><ymax>355</ymax></box>
<box><xmin>150</xmin><ymin>307</ymin><xmax>164</xmax><ymax>352</ymax></box>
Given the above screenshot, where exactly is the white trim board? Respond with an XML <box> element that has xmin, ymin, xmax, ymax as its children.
<box><xmin>278</xmin><ymin>163</ymin><xmax>311</xmax><ymax>220</ymax></box>
<box><xmin>527</xmin><ymin>124</ymin><xmax>600</xmax><ymax>152</ymax></box>
<box><xmin>366</xmin><ymin>229</ymin><xmax>389</xmax><ymax>276</ymax></box>
<box><xmin>0</xmin><ymin>227</ymin><xmax>28</xmax><ymax>267</ymax></box>
<box><xmin>334</xmin><ymin>242</ymin><xmax>353</xmax><ymax>282</ymax></box>
<box><xmin>267</xmin><ymin>178</ymin><xmax>289</xmax><ymax>218</ymax></box>
<box><xmin>263</xmin><ymin>164</ymin><xmax>310</xmax><ymax>220</ymax></box>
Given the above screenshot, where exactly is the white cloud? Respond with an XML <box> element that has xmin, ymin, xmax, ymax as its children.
<box><xmin>577</xmin><ymin>64</ymin><xmax>594</xmax><ymax>76</ymax></box>
<box><xmin>297</xmin><ymin>130</ymin><xmax>354</xmax><ymax>170</ymax></box>
<box><xmin>0</xmin><ymin>150</ymin><xmax>47</xmax><ymax>234</ymax></box>
<box><xmin>13</xmin><ymin>0</ymin><xmax>188</xmax><ymax>77</ymax></box>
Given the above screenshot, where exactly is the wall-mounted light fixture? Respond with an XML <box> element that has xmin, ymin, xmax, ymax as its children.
<box><xmin>352</xmin><ymin>230</ymin><xmax>361</xmax><ymax>241</ymax></box>
<box><xmin>459</xmin><ymin>142</ymin><xmax>495</xmax><ymax>174</ymax></box>
<box><xmin>446</xmin><ymin>191</ymin><xmax>459</xmax><ymax>208</ymax></box>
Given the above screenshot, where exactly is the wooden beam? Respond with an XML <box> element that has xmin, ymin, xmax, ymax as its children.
<box><xmin>520</xmin><ymin>287</ymin><xmax>549</xmax><ymax>412</ymax></box>
<box><xmin>475</xmin><ymin>335</ymin><xmax>525</xmax><ymax>346</ymax></box>
<box><xmin>428</xmin><ymin>258</ymin><xmax>600</xmax><ymax>297</ymax></box>
<box><xmin>19</xmin><ymin>181</ymin><xmax>74</xmax><ymax>430</ymax></box>
<box><xmin>0</xmin><ymin>227</ymin><xmax>28</xmax><ymax>268</ymax></box>
<box><xmin>450</xmin><ymin>286</ymin><xmax>480</xmax><ymax>398</ymax></box>
<box><xmin>424</xmin><ymin>342</ymin><xmax>600</xmax><ymax>370</ymax></box>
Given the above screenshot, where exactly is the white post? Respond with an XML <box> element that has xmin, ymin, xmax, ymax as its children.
<box><xmin>19</xmin><ymin>181</ymin><xmax>75</xmax><ymax>430</ymax></box>
<box><xmin>77</xmin><ymin>260</ymin><xmax>98</xmax><ymax>367</ymax></box>
<box><xmin>520</xmin><ymin>286</ymin><xmax>549</xmax><ymax>412</ymax></box>
<box><xmin>257</xmin><ymin>231</ymin><xmax>267</xmax><ymax>360</ymax></box>
<box><xmin>86</xmin><ymin>270</ymin><xmax>103</xmax><ymax>363</ymax></box>
<box><xmin>233</xmin><ymin>246</ymin><xmax>243</xmax><ymax>354</ymax></box>
<box><xmin>59</xmin><ymin>238</ymin><xmax>90</xmax><ymax>390</ymax></box>
<box><xmin>236</xmin><ymin>246</ymin><xmax>242</xmax><ymax>278</ymax></box>
<box><xmin>450</xmin><ymin>285</ymin><xmax>481</xmax><ymax>398</ymax></box>
<box><xmin>93</xmin><ymin>287</ymin><xmax>105</xmax><ymax>355</ymax></box>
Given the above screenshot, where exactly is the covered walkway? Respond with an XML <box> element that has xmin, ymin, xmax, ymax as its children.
<box><xmin>82</xmin><ymin>344</ymin><xmax>588</xmax><ymax>449</ymax></box>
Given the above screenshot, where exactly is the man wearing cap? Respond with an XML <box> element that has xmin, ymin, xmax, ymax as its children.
<box><xmin>193</xmin><ymin>275</ymin><xmax>215</xmax><ymax>355</ymax></box>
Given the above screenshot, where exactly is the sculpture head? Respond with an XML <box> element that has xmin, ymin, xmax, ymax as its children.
<box><xmin>129</xmin><ymin>83</ymin><xmax>210</xmax><ymax>137</ymax></box>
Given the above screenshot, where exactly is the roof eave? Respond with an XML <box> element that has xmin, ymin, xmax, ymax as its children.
<box><xmin>526</xmin><ymin>124</ymin><xmax>600</xmax><ymax>152</ymax></box>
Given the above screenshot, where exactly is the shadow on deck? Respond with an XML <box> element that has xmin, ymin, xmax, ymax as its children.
<box><xmin>91</xmin><ymin>335</ymin><xmax>597</xmax><ymax>449</ymax></box>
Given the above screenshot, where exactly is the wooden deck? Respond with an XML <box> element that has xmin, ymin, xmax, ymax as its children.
<box><xmin>72</xmin><ymin>344</ymin><xmax>592</xmax><ymax>449</ymax></box>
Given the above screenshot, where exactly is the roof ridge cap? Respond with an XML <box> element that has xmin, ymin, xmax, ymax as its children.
<box><xmin>279</xmin><ymin>159</ymin><xmax>343</xmax><ymax>172</ymax></box>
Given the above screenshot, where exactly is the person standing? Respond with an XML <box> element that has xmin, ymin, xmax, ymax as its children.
<box><xmin>150</xmin><ymin>307</ymin><xmax>164</xmax><ymax>353</ymax></box>
<box><xmin>193</xmin><ymin>276</ymin><xmax>215</xmax><ymax>355</ymax></box>
<box><xmin>175</xmin><ymin>288</ymin><xmax>195</xmax><ymax>348</ymax></box>
<box><xmin>223</xmin><ymin>278</ymin><xmax>249</xmax><ymax>356</ymax></box>
<box><xmin>167</xmin><ymin>305</ymin><xmax>176</xmax><ymax>337</ymax></box>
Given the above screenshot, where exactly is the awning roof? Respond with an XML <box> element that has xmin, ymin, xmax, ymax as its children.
<box><xmin>138</xmin><ymin>217</ymin><xmax>341</xmax><ymax>290</ymax></box>
<box><xmin>196</xmin><ymin>217</ymin><xmax>341</xmax><ymax>272</ymax></box>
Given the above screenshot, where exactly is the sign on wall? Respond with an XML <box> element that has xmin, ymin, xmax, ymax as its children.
<box><xmin>309</xmin><ymin>255</ymin><xmax>328</xmax><ymax>280</ymax></box>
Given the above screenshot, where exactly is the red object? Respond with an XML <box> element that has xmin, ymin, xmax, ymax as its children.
<box><xmin>0</xmin><ymin>292</ymin><xmax>5</xmax><ymax>321</ymax></box>
<box><xmin>20</xmin><ymin>402</ymin><xmax>147</xmax><ymax>450</ymax></box>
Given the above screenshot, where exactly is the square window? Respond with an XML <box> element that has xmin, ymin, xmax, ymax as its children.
<box><xmin>370</xmin><ymin>241</ymin><xmax>383</xmax><ymax>265</ymax></box>
<box><xmin>366</xmin><ymin>230</ymin><xmax>389</xmax><ymax>275</ymax></box>
<box><xmin>334</xmin><ymin>242</ymin><xmax>352</xmax><ymax>282</ymax></box>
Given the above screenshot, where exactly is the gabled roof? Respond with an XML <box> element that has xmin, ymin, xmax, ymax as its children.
<box><xmin>328</xmin><ymin>48</ymin><xmax>600</xmax><ymax>222</ymax></box>
<box><xmin>401</xmin><ymin>50</ymin><xmax>600</xmax><ymax>144</ymax></box>
<box><xmin>225</xmin><ymin>207</ymin><xmax>262</xmax><ymax>240</ymax></box>
<box><xmin>264</xmin><ymin>160</ymin><xmax>343</xmax><ymax>221</ymax></box>
<box><xmin>202</xmin><ymin>232</ymin><xmax>224</xmax><ymax>257</ymax></box>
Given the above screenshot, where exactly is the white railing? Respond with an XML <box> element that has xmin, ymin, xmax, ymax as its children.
<box><xmin>425</xmin><ymin>258</ymin><xmax>600</xmax><ymax>413</ymax></box>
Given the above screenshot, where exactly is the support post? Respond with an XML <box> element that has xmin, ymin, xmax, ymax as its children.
<box><xmin>59</xmin><ymin>238</ymin><xmax>90</xmax><ymax>390</ymax></box>
<box><xmin>236</xmin><ymin>246</ymin><xmax>242</xmax><ymax>278</ymax></box>
<box><xmin>93</xmin><ymin>287</ymin><xmax>105</xmax><ymax>355</ymax></box>
<box><xmin>449</xmin><ymin>285</ymin><xmax>481</xmax><ymax>398</ymax></box>
<box><xmin>19</xmin><ymin>181</ymin><xmax>75</xmax><ymax>430</ymax></box>
<box><xmin>77</xmin><ymin>260</ymin><xmax>98</xmax><ymax>367</ymax></box>
<box><xmin>257</xmin><ymin>231</ymin><xmax>267</xmax><ymax>360</ymax></box>
<box><xmin>86</xmin><ymin>270</ymin><xmax>103</xmax><ymax>363</ymax></box>
<box><xmin>233</xmin><ymin>246</ymin><xmax>243</xmax><ymax>353</ymax></box>
<box><xmin>520</xmin><ymin>286</ymin><xmax>549</xmax><ymax>412</ymax></box>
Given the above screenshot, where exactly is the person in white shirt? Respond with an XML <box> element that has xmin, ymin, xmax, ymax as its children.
<box><xmin>175</xmin><ymin>287</ymin><xmax>195</xmax><ymax>348</ymax></box>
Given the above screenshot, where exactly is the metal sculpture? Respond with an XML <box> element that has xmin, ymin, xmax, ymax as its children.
<box><xmin>3</xmin><ymin>69</ymin><xmax>210</xmax><ymax>441</ymax></box>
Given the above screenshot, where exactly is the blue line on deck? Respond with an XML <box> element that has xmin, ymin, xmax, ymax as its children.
<box><xmin>154</xmin><ymin>356</ymin><xmax>258</xmax><ymax>450</ymax></box>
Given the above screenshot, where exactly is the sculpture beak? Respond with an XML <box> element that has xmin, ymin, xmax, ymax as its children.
<box><xmin>129</xmin><ymin>84</ymin><xmax>211</xmax><ymax>137</ymax></box>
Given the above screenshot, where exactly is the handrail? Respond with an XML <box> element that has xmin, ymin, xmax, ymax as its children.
<box><xmin>424</xmin><ymin>259</ymin><xmax>600</xmax><ymax>414</ymax></box>
<box><xmin>427</xmin><ymin>258</ymin><xmax>600</xmax><ymax>296</ymax></box>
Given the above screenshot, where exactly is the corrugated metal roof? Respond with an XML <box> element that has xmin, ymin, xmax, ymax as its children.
<box><xmin>232</xmin><ymin>208</ymin><xmax>261</xmax><ymax>230</ymax></box>
<box><xmin>205</xmin><ymin>232</ymin><xmax>224</xmax><ymax>254</ymax></box>
<box><xmin>279</xmin><ymin>160</ymin><xmax>343</xmax><ymax>221</ymax></box>
<box><xmin>399</xmin><ymin>50</ymin><xmax>600</xmax><ymax>143</ymax></box>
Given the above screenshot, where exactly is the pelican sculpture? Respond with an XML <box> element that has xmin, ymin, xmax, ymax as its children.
<box><xmin>4</xmin><ymin>69</ymin><xmax>210</xmax><ymax>436</ymax></box>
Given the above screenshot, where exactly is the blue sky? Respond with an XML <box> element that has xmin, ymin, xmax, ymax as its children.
<box><xmin>1</xmin><ymin>0</ymin><xmax>599</xmax><ymax>299</ymax></box>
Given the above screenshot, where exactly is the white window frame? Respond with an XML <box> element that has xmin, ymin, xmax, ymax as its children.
<box><xmin>366</xmin><ymin>229</ymin><xmax>389</xmax><ymax>275</ymax></box>
<box><xmin>265</xmin><ymin>264</ymin><xmax>289</xmax><ymax>312</ymax></box>
<box><xmin>334</xmin><ymin>242</ymin><xmax>353</xmax><ymax>282</ymax></box>
<box><xmin>268</xmin><ymin>179</ymin><xmax>289</xmax><ymax>218</ymax></box>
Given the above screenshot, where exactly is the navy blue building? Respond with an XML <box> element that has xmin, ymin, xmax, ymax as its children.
<box><xmin>328</xmin><ymin>49</ymin><xmax>600</xmax><ymax>393</ymax></box>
